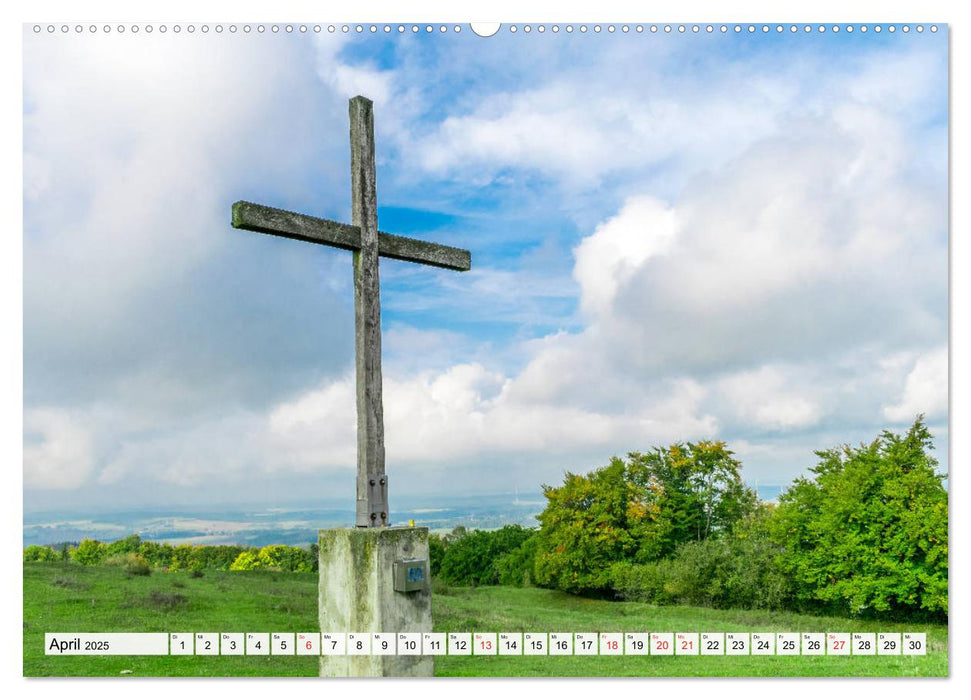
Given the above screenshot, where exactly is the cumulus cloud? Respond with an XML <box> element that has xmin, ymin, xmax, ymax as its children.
<box><xmin>883</xmin><ymin>347</ymin><xmax>948</xmax><ymax>422</ymax></box>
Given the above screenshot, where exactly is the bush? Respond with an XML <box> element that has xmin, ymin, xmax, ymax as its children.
<box><xmin>610</xmin><ymin>508</ymin><xmax>792</xmax><ymax>610</ymax></box>
<box><xmin>496</xmin><ymin>533</ymin><xmax>540</xmax><ymax>586</ymax></box>
<box><xmin>102</xmin><ymin>551</ymin><xmax>152</xmax><ymax>576</ymax></box>
<box><xmin>70</xmin><ymin>538</ymin><xmax>107</xmax><ymax>565</ymax></box>
<box><xmin>229</xmin><ymin>551</ymin><xmax>261</xmax><ymax>571</ymax></box>
<box><xmin>257</xmin><ymin>545</ymin><xmax>316</xmax><ymax>572</ymax></box>
<box><xmin>126</xmin><ymin>554</ymin><xmax>152</xmax><ymax>576</ymax></box>
<box><xmin>438</xmin><ymin>525</ymin><xmax>536</xmax><ymax>586</ymax></box>
<box><xmin>105</xmin><ymin>534</ymin><xmax>143</xmax><ymax>558</ymax></box>
<box><xmin>137</xmin><ymin>541</ymin><xmax>174</xmax><ymax>569</ymax></box>
<box><xmin>609</xmin><ymin>560</ymin><xmax>673</xmax><ymax>605</ymax></box>
<box><xmin>23</xmin><ymin>545</ymin><xmax>59</xmax><ymax>563</ymax></box>
<box><xmin>429</xmin><ymin>534</ymin><xmax>446</xmax><ymax>577</ymax></box>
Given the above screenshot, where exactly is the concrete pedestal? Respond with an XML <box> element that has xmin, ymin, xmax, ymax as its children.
<box><xmin>318</xmin><ymin>526</ymin><xmax>433</xmax><ymax>677</ymax></box>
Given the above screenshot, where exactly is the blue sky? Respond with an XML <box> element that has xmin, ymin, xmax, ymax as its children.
<box><xmin>22</xmin><ymin>24</ymin><xmax>948</xmax><ymax>513</ymax></box>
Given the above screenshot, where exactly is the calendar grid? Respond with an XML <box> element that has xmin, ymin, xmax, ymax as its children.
<box><xmin>44</xmin><ymin>631</ymin><xmax>928</xmax><ymax>657</ymax></box>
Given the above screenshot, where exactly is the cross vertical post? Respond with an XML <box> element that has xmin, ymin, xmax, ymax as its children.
<box><xmin>230</xmin><ymin>95</ymin><xmax>470</xmax><ymax>533</ymax></box>
<box><xmin>349</xmin><ymin>96</ymin><xmax>388</xmax><ymax>528</ymax></box>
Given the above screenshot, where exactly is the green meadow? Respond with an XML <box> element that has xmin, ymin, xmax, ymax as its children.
<box><xmin>24</xmin><ymin>562</ymin><xmax>947</xmax><ymax>677</ymax></box>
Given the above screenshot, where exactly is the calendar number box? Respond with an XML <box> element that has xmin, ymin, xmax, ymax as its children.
<box><xmin>903</xmin><ymin>633</ymin><xmax>926</xmax><ymax>656</ymax></box>
<box><xmin>852</xmin><ymin>632</ymin><xmax>875</xmax><ymax>656</ymax></box>
<box><xmin>397</xmin><ymin>633</ymin><xmax>421</xmax><ymax>656</ymax></box>
<box><xmin>827</xmin><ymin>633</ymin><xmax>850</xmax><ymax>656</ymax></box>
<box><xmin>751</xmin><ymin>632</ymin><xmax>774</xmax><ymax>655</ymax></box>
<box><xmin>549</xmin><ymin>633</ymin><xmax>573</xmax><ymax>655</ymax></box>
<box><xmin>878</xmin><ymin>632</ymin><xmax>901</xmax><ymax>656</ymax></box>
<box><xmin>474</xmin><ymin>632</ymin><xmax>497</xmax><ymax>655</ymax></box>
<box><xmin>802</xmin><ymin>632</ymin><xmax>824</xmax><ymax>656</ymax></box>
<box><xmin>448</xmin><ymin>632</ymin><xmax>471</xmax><ymax>655</ymax></box>
<box><xmin>423</xmin><ymin>632</ymin><xmax>446</xmax><ymax>655</ymax></box>
<box><xmin>651</xmin><ymin>632</ymin><xmax>674</xmax><ymax>656</ymax></box>
<box><xmin>195</xmin><ymin>633</ymin><xmax>218</xmax><ymax>656</ymax></box>
<box><xmin>676</xmin><ymin>632</ymin><xmax>699</xmax><ymax>656</ymax></box>
<box><xmin>776</xmin><ymin>633</ymin><xmax>799</xmax><ymax>656</ymax></box>
<box><xmin>220</xmin><ymin>633</ymin><xmax>244</xmax><ymax>656</ymax></box>
<box><xmin>347</xmin><ymin>633</ymin><xmax>370</xmax><ymax>655</ymax></box>
<box><xmin>321</xmin><ymin>633</ymin><xmax>346</xmax><ymax>655</ymax></box>
<box><xmin>271</xmin><ymin>632</ymin><xmax>294</xmax><ymax>655</ymax></box>
<box><xmin>600</xmin><ymin>632</ymin><xmax>623</xmax><ymax>656</ymax></box>
<box><xmin>296</xmin><ymin>633</ymin><xmax>320</xmax><ymax>656</ymax></box>
<box><xmin>700</xmin><ymin>633</ymin><xmax>724</xmax><ymax>656</ymax></box>
<box><xmin>499</xmin><ymin>632</ymin><xmax>522</xmax><ymax>655</ymax></box>
<box><xmin>246</xmin><ymin>633</ymin><xmax>269</xmax><ymax>655</ymax></box>
<box><xmin>574</xmin><ymin>633</ymin><xmax>598</xmax><ymax>655</ymax></box>
<box><xmin>726</xmin><ymin>632</ymin><xmax>749</xmax><ymax>656</ymax></box>
<box><xmin>524</xmin><ymin>633</ymin><xmax>547</xmax><ymax>655</ymax></box>
<box><xmin>625</xmin><ymin>633</ymin><xmax>649</xmax><ymax>655</ymax></box>
<box><xmin>372</xmin><ymin>633</ymin><xmax>395</xmax><ymax>656</ymax></box>
<box><xmin>170</xmin><ymin>632</ymin><xmax>193</xmax><ymax>656</ymax></box>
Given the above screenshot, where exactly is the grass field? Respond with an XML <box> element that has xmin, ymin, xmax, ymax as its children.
<box><xmin>24</xmin><ymin>562</ymin><xmax>947</xmax><ymax>677</ymax></box>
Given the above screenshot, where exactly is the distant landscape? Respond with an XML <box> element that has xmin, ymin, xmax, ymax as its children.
<box><xmin>23</xmin><ymin>486</ymin><xmax>788</xmax><ymax>549</ymax></box>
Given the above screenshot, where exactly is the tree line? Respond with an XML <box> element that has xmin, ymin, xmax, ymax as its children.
<box><xmin>23</xmin><ymin>535</ymin><xmax>318</xmax><ymax>574</ymax></box>
<box><xmin>430</xmin><ymin>418</ymin><xmax>947</xmax><ymax>622</ymax></box>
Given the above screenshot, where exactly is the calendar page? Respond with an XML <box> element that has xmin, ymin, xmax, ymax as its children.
<box><xmin>20</xmin><ymin>4</ymin><xmax>949</xmax><ymax>683</ymax></box>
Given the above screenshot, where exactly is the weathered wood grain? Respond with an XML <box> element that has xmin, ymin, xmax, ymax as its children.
<box><xmin>350</xmin><ymin>96</ymin><xmax>388</xmax><ymax>528</ymax></box>
<box><xmin>232</xmin><ymin>200</ymin><xmax>471</xmax><ymax>272</ymax></box>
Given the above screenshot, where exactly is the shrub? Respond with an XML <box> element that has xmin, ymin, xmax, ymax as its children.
<box><xmin>102</xmin><ymin>551</ymin><xmax>152</xmax><ymax>576</ymax></box>
<box><xmin>496</xmin><ymin>533</ymin><xmax>540</xmax><ymax>586</ymax></box>
<box><xmin>257</xmin><ymin>545</ymin><xmax>315</xmax><ymax>572</ymax></box>
<box><xmin>229</xmin><ymin>551</ymin><xmax>261</xmax><ymax>571</ymax></box>
<box><xmin>438</xmin><ymin>525</ymin><xmax>536</xmax><ymax>586</ymax></box>
<box><xmin>125</xmin><ymin>554</ymin><xmax>152</xmax><ymax>576</ymax></box>
<box><xmin>105</xmin><ymin>534</ymin><xmax>143</xmax><ymax>558</ymax></box>
<box><xmin>138</xmin><ymin>541</ymin><xmax>174</xmax><ymax>569</ymax></box>
<box><xmin>610</xmin><ymin>508</ymin><xmax>792</xmax><ymax>610</ymax></box>
<box><xmin>23</xmin><ymin>545</ymin><xmax>59</xmax><ymax>563</ymax></box>
<box><xmin>70</xmin><ymin>538</ymin><xmax>107</xmax><ymax>565</ymax></box>
<box><xmin>609</xmin><ymin>560</ymin><xmax>673</xmax><ymax>605</ymax></box>
<box><xmin>429</xmin><ymin>534</ymin><xmax>446</xmax><ymax>577</ymax></box>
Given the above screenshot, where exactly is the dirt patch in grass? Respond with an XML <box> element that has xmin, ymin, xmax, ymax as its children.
<box><xmin>122</xmin><ymin>591</ymin><xmax>189</xmax><ymax>611</ymax></box>
<box><xmin>50</xmin><ymin>577</ymin><xmax>91</xmax><ymax>591</ymax></box>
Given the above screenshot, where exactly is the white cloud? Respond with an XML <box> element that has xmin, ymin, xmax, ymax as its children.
<box><xmin>883</xmin><ymin>347</ymin><xmax>948</xmax><ymax>422</ymax></box>
<box><xmin>313</xmin><ymin>34</ymin><xmax>395</xmax><ymax>105</ymax></box>
<box><xmin>717</xmin><ymin>366</ymin><xmax>822</xmax><ymax>430</ymax></box>
<box><xmin>24</xmin><ymin>409</ymin><xmax>95</xmax><ymax>489</ymax></box>
<box><xmin>573</xmin><ymin>196</ymin><xmax>677</xmax><ymax>316</ymax></box>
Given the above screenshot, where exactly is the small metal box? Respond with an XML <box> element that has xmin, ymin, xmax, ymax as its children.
<box><xmin>393</xmin><ymin>558</ymin><xmax>428</xmax><ymax>592</ymax></box>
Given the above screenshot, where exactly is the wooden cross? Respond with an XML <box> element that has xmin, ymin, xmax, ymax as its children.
<box><xmin>231</xmin><ymin>96</ymin><xmax>471</xmax><ymax>528</ymax></box>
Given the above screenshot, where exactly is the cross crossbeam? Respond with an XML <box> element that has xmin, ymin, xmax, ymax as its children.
<box><xmin>232</xmin><ymin>200</ymin><xmax>471</xmax><ymax>272</ymax></box>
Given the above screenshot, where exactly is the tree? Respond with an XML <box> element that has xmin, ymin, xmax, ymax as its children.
<box><xmin>534</xmin><ymin>442</ymin><xmax>757</xmax><ymax>593</ymax></box>
<box><xmin>770</xmin><ymin>417</ymin><xmax>947</xmax><ymax>619</ymax></box>
<box><xmin>626</xmin><ymin>441</ymin><xmax>757</xmax><ymax>559</ymax></box>
<box><xmin>533</xmin><ymin>458</ymin><xmax>639</xmax><ymax>593</ymax></box>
